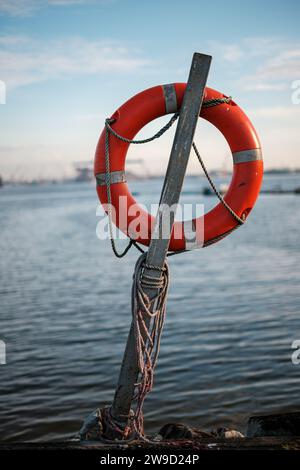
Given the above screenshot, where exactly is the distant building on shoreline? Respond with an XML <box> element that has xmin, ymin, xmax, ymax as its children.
<box><xmin>74</xmin><ymin>161</ymin><xmax>93</xmax><ymax>182</ymax></box>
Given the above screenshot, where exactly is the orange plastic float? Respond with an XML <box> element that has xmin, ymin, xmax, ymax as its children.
<box><xmin>95</xmin><ymin>83</ymin><xmax>263</xmax><ymax>251</ymax></box>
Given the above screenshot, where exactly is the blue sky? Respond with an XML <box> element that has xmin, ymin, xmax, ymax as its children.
<box><xmin>0</xmin><ymin>0</ymin><xmax>299</xmax><ymax>180</ymax></box>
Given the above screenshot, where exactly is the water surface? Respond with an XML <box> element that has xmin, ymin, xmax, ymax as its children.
<box><xmin>0</xmin><ymin>175</ymin><xmax>299</xmax><ymax>441</ymax></box>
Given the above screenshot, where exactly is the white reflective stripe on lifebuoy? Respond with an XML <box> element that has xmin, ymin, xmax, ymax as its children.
<box><xmin>184</xmin><ymin>220</ymin><xmax>198</xmax><ymax>250</ymax></box>
<box><xmin>232</xmin><ymin>148</ymin><xmax>262</xmax><ymax>164</ymax></box>
<box><xmin>96</xmin><ymin>170</ymin><xmax>126</xmax><ymax>186</ymax></box>
<box><xmin>162</xmin><ymin>84</ymin><xmax>177</xmax><ymax>114</ymax></box>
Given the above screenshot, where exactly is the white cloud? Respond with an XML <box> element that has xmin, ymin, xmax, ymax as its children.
<box><xmin>0</xmin><ymin>0</ymin><xmax>36</xmax><ymax>16</ymax></box>
<box><xmin>49</xmin><ymin>0</ymin><xmax>89</xmax><ymax>4</ymax></box>
<box><xmin>207</xmin><ymin>41</ymin><xmax>244</xmax><ymax>63</ymax></box>
<box><xmin>246</xmin><ymin>104</ymin><xmax>300</xmax><ymax>169</ymax></box>
<box><xmin>249</xmin><ymin>105</ymin><xmax>300</xmax><ymax>119</ymax></box>
<box><xmin>0</xmin><ymin>35</ymin><xmax>151</xmax><ymax>88</ymax></box>
<box><xmin>0</xmin><ymin>35</ymin><xmax>29</xmax><ymax>46</ymax></box>
<box><xmin>72</xmin><ymin>112</ymin><xmax>106</xmax><ymax>123</ymax></box>
<box><xmin>242</xmin><ymin>55</ymin><xmax>300</xmax><ymax>91</ymax></box>
<box><xmin>242</xmin><ymin>82</ymin><xmax>288</xmax><ymax>91</ymax></box>
<box><xmin>0</xmin><ymin>144</ymin><xmax>74</xmax><ymax>180</ymax></box>
<box><xmin>0</xmin><ymin>0</ymin><xmax>102</xmax><ymax>16</ymax></box>
<box><xmin>256</xmin><ymin>48</ymin><xmax>300</xmax><ymax>81</ymax></box>
<box><xmin>221</xmin><ymin>45</ymin><xmax>243</xmax><ymax>63</ymax></box>
<box><xmin>208</xmin><ymin>37</ymin><xmax>300</xmax><ymax>92</ymax></box>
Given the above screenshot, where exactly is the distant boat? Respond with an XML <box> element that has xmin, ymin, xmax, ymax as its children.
<box><xmin>203</xmin><ymin>183</ymin><xmax>228</xmax><ymax>196</ymax></box>
<box><xmin>202</xmin><ymin>182</ymin><xmax>300</xmax><ymax>196</ymax></box>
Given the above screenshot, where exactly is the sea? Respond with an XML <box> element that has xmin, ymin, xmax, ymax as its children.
<box><xmin>0</xmin><ymin>173</ymin><xmax>299</xmax><ymax>441</ymax></box>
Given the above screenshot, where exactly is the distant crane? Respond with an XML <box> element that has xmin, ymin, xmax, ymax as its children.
<box><xmin>73</xmin><ymin>158</ymin><xmax>149</xmax><ymax>182</ymax></box>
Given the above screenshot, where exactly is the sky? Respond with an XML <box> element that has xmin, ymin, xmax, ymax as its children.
<box><xmin>0</xmin><ymin>0</ymin><xmax>300</xmax><ymax>180</ymax></box>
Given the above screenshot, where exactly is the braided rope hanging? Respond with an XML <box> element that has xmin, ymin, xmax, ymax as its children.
<box><xmin>131</xmin><ymin>253</ymin><xmax>170</xmax><ymax>437</ymax></box>
<box><xmin>99</xmin><ymin>253</ymin><xmax>170</xmax><ymax>441</ymax></box>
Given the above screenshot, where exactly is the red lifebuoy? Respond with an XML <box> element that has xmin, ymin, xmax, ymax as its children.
<box><xmin>94</xmin><ymin>83</ymin><xmax>263</xmax><ymax>251</ymax></box>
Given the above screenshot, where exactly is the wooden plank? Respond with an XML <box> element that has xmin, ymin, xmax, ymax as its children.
<box><xmin>144</xmin><ymin>53</ymin><xmax>212</xmax><ymax>276</ymax></box>
<box><xmin>1</xmin><ymin>437</ymin><xmax>300</xmax><ymax>451</ymax></box>
<box><xmin>247</xmin><ymin>412</ymin><xmax>300</xmax><ymax>437</ymax></box>
<box><xmin>110</xmin><ymin>53</ymin><xmax>212</xmax><ymax>424</ymax></box>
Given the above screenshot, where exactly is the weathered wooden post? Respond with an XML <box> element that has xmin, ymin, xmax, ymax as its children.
<box><xmin>110</xmin><ymin>53</ymin><xmax>212</xmax><ymax>431</ymax></box>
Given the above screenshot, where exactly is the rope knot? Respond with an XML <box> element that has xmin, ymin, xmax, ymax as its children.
<box><xmin>106</xmin><ymin>117</ymin><xmax>116</xmax><ymax>126</ymax></box>
<box><xmin>100</xmin><ymin>406</ymin><xmax>136</xmax><ymax>441</ymax></box>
